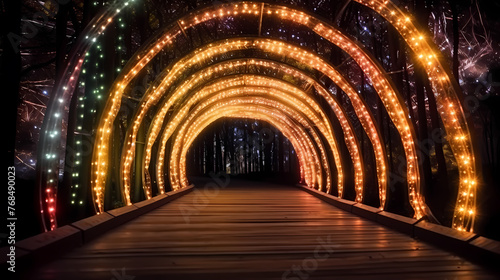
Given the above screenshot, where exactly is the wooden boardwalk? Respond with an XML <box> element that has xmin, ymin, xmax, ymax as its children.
<box><xmin>27</xmin><ymin>179</ymin><xmax>499</xmax><ymax>279</ymax></box>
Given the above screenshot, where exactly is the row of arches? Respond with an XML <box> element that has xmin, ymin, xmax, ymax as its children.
<box><xmin>37</xmin><ymin>0</ymin><xmax>478</xmax><ymax>233</ymax></box>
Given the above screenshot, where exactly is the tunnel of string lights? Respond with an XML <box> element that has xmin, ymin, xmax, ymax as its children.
<box><xmin>36</xmin><ymin>0</ymin><xmax>478</xmax><ymax>234</ymax></box>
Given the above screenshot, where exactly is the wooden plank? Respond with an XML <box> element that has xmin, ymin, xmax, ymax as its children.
<box><xmin>296</xmin><ymin>184</ymin><xmax>356</xmax><ymax>212</ymax></box>
<box><xmin>414</xmin><ymin>220</ymin><xmax>477</xmax><ymax>253</ymax></box>
<box><xmin>376</xmin><ymin>211</ymin><xmax>420</xmax><ymax>236</ymax></box>
<box><xmin>468</xmin><ymin>236</ymin><xmax>500</xmax><ymax>267</ymax></box>
<box><xmin>164</xmin><ymin>184</ymin><xmax>195</xmax><ymax>201</ymax></box>
<box><xmin>1</xmin><ymin>185</ymin><xmax>196</xmax><ymax>275</ymax></box>
<box><xmin>352</xmin><ymin>203</ymin><xmax>382</xmax><ymax>221</ymax></box>
<box><xmin>71</xmin><ymin>212</ymin><xmax>115</xmax><ymax>243</ymax></box>
<box><xmin>133</xmin><ymin>193</ymin><xmax>169</xmax><ymax>214</ymax></box>
<box><xmin>15</xmin><ymin>225</ymin><xmax>82</xmax><ymax>268</ymax></box>
<box><xmin>105</xmin><ymin>185</ymin><xmax>195</xmax><ymax>226</ymax></box>
<box><xmin>25</xmin><ymin>180</ymin><xmax>499</xmax><ymax>280</ymax></box>
<box><xmin>105</xmin><ymin>204</ymin><xmax>141</xmax><ymax>226</ymax></box>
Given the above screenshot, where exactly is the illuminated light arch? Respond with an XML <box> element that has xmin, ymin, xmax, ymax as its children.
<box><xmin>37</xmin><ymin>0</ymin><xmax>477</xmax><ymax>232</ymax></box>
<box><xmin>166</xmin><ymin>90</ymin><xmax>338</xmax><ymax>192</ymax></box>
<box><xmin>121</xmin><ymin>40</ymin><xmax>385</xmax><ymax>209</ymax></box>
<box><xmin>173</xmin><ymin>108</ymin><xmax>316</xmax><ymax>190</ymax></box>
<box><xmin>144</xmin><ymin>73</ymin><xmax>362</xmax><ymax>200</ymax></box>
<box><xmin>35</xmin><ymin>0</ymin><xmax>137</xmax><ymax>230</ymax></box>
<box><xmin>170</xmin><ymin>100</ymin><xmax>330</xmax><ymax>190</ymax></box>
<box><xmin>175</xmin><ymin>109</ymin><xmax>320</xmax><ymax>190</ymax></box>
<box><xmin>153</xmin><ymin>83</ymin><xmax>336</xmax><ymax>191</ymax></box>
<box><xmin>165</xmin><ymin>85</ymin><xmax>342</xmax><ymax>191</ymax></box>
<box><xmin>178</xmin><ymin>108</ymin><xmax>316</xmax><ymax>190</ymax></box>
<box><xmin>355</xmin><ymin>0</ymin><xmax>477</xmax><ymax>232</ymax></box>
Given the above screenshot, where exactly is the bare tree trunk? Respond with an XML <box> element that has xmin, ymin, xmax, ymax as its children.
<box><xmin>425</xmin><ymin>82</ymin><xmax>448</xmax><ymax>181</ymax></box>
<box><xmin>414</xmin><ymin>0</ymin><xmax>433</xmax><ymax>201</ymax></box>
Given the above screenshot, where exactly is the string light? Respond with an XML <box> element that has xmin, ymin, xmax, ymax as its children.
<box><xmin>356</xmin><ymin>0</ymin><xmax>476</xmax><ymax>231</ymax></box>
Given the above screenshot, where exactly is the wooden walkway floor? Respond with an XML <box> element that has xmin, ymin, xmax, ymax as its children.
<box><xmin>27</xmin><ymin>179</ymin><xmax>499</xmax><ymax>279</ymax></box>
